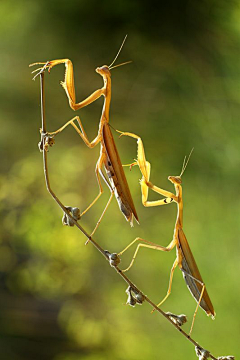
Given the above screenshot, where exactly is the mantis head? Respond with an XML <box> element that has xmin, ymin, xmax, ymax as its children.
<box><xmin>168</xmin><ymin>176</ymin><xmax>182</xmax><ymax>185</ymax></box>
<box><xmin>96</xmin><ymin>66</ymin><xmax>111</xmax><ymax>77</ymax></box>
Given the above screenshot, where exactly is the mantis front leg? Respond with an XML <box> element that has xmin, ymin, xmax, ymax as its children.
<box><xmin>30</xmin><ymin>59</ymin><xmax>105</xmax><ymax>110</ymax></box>
<box><xmin>117</xmin><ymin>130</ymin><xmax>178</xmax><ymax>205</ymax></box>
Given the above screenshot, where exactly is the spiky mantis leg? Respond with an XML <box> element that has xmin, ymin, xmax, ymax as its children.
<box><xmin>30</xmin><ymin>59</ymin><xmax>104</xmax><ymax>110</ymax></box>
<box><xmin>116</xmin><ymin>130</ymin><xmax>178</xmax><ymax>205</ymax></box>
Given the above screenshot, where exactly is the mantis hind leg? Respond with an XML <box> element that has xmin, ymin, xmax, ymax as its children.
<box><xmin>180</xmin><ymin>268</ymin><xmax>206</xmax><ymax>336</ymax></box>
<box><xmin>155</xmin><ymin>258</ymin><xmax>178</xmax><ymax>308</ymax></box>
<box><xmin>90</xmin><ymin>168</ymin><xmax>114</xmax><ymax>236</ymax></box>
<box><xmin>80</xmin><ymin>152</ymin><xmax>105</xmax><ymax>218</ymax></box>
<box><xmin>189</xmin><ymin>283</ymin><xmax>205</xmax><ymax>336</ymax></box>
<box><xmin>85</xmin><ymin>152</ymin><xmax>116</xmax><ymax>236</ymax></box>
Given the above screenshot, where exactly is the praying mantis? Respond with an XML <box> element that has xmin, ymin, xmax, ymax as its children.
<box><xmin>117</xmin><ymin>131</ymin><xmax>215</xmax><ymax>335</ymax></box>
<box><xmin>29</xmin><ymin>37</ymin><xmax>139</xmax><ymax>235</ymax></box>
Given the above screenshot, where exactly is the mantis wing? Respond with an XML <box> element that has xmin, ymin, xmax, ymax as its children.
<box><xmin>102</xmin><ymin>123</ymin><xmax>139</xmax><ymax>226</ymax></box>
<box><xmin>178</xmin><ymin>228</ymin><xmax>215</xmax><ymax>317</ymax></box>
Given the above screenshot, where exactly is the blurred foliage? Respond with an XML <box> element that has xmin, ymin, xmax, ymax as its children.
<box><xmin>0</xmin><ymin>0</ymin><xmax>240</xmax><ymax>359</ymax></box>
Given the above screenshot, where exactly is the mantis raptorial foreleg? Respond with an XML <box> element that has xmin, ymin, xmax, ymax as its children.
<box><xmin>30</xmin><ymin>59</ymin><xmax>105</xmax><ymax>111</ymax></box>
<box><xmin>117</xmin><ymin>130</ymin><xmax>178</xmax><ymax>204</ymax></box>
<box><xmin>118</xmin><ymin>237</ymin><xmax>177</xmax><ymax>272</ymax></box>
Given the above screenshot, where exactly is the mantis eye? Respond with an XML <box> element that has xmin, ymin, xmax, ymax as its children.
<box><xmin>175</xmin><ymin>176</ymin><xmax>182</xmax><ymax>184</ymax></box>
<box><xmin>168</xmin><ymin>176</ymin><xmax>182</xmax><ymax>184</ymax></box>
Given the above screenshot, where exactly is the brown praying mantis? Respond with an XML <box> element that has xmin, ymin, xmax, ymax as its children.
<box><xmin>117</xmin><ymin>131</ymin><xmax>215</xmax><ymax>335</ymax></box>
<box><xmin>29</xmin><ymin>36</ymin><xmax>139</xmax><ymax>235</ymax></box>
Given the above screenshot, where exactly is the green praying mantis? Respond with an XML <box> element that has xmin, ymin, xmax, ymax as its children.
<box><xmin>117</xmin><ymin>131</ymin><xmax>215</xmax><ymax>335</ymax></box>
<box><xmin>30</xmin><ymin>36</ymin><xmax>139</xmax><ymax>236</ymax></box>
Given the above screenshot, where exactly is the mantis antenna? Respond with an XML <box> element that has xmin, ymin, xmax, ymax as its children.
<box><xmin>109</xmin><ymin>61</ymin><xmax>132</xmax><ymax>70</ymax></box>
<box><xmin>108</xmin><ymin>35</ymin><xmax>128</xmax><ymax>68</ymax></box>
<box><xmin>179</xmin><ymin>147</ymin><xmax>194</xmax><ymax>177</ymax></box>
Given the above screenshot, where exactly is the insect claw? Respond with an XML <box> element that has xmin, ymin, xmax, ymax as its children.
<box><xmin>29</xmin><ymin>62</ymin><xmax>47</xmax><ymax>67</ymax></box>
<box><xmin>30</xmin><ymin>61</ymin><xmax>50</xmax><ymax>80</ymax></box>
<box><xmin>129</xmin><ymin>161</ymin><xmax>137</xmax><ymax>171</ymax></box>
<box><xmin>31</xmin><ymin>67</ymin><xmax>43</xmax><ymax>74</ymax></box>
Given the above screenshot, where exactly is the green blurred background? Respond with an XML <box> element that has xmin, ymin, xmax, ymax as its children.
<box><xmin>0</xmin><ymin>0</ymin><xmax>239</xmax><ymax>359</ymax></box>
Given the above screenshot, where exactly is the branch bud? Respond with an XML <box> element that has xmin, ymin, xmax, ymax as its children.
<box><xmin>195</xmin><ymin>346</ymin><xmax>210</xmax><ymax>360</ymax></box>
<box><xmin>165</xmin><ymin>312</ymin><xmax>187</xmax><ymax>327</ymax></box>
<box><xmin>62</xmin><ymin>206</ymin><xmax>81</xmax><ymax>226</ymax></box>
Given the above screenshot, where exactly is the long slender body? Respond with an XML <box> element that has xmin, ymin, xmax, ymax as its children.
<box><xmin>172</xmin><ymin>180</ymin><xmax>214</xmax><ymax>316</ymax></box>
<box><xmin>117</xmin><ymin>131</ymin><xmax>215</xmax><ymax>334</ymax></box>
<box><xmin>30</xmin><ymin>51</ymin><xmax>138</xmax><ymax>234</ymax></box>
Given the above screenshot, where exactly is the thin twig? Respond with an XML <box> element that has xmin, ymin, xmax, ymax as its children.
<box><xmin>39</xmin><ymin>72</ymin><xmax>219</xmax><ymax>360</ymax></box>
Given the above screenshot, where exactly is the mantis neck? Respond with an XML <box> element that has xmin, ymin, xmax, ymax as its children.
<box><xmin>102</xmin><ymin>76</ymin><xmax>111</xmax><ymax>123</ymax></box>
<box><xmin>175</xmin><ymin>184</ymin><xmax>183</xmax><ymax>229</ymax></box>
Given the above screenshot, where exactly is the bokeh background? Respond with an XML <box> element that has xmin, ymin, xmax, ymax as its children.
<box><xmin>1</xmin><ymin>0</ymin><xmax>239</xmax><ymax>359</ymax></box>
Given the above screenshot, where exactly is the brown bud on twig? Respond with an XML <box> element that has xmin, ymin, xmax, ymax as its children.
<box><xmin>126</xmin><ymin>286</ymin><xmax>137</xmax><ymax>307</ymax></box>
<box><xmin>38</xmin><ymin>131</ymin><xmax>55</xmax><ymax>152</ymax></box>
<box><xmin>195</xmin><ymin>346</ymin><xmax>210</xmax><ymax>360</ymax></box>
<box><xmin>104</xmin><ymin>250</ymin><xmax>121</xmax><ymax>267</ymax></box>
<box><xmin>165</xmin><ymin>312</ymin><xmax>187</xmax><ymax>327</ymax></box>
<box><xmin>126</xmin><ymin>286</ymin><xmax>145</xmax><ymax>306</ymax></box>
<box><xmin>44</xmin><ymin>136</ymin><xmax>55</xmax><ymax>151</ymax></box>
<box><xmin>135</xmin><ymin>292</ymin><xmax>145</xmax><ymax>304</ymax></box>
<box><xmin>38</xmin><ymin>140</ymin><xmax>44</xmax><ymax>152</ymax></box>
<box><xmin>62</xmin><ymin>206</ymin><xmax>81</xmax><ymax>226</ymax></box>
<box><xmin>131</xmin><ymin>287</ymin><xmax>145</xmax><ymax>305</ymax></box>
<box><xmin>109</xmin><ymin>253</ymin><xmax>121</xmax><ymax>267</ymax></box>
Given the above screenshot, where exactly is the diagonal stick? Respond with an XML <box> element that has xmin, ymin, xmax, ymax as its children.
<box><xmin>38</xmin><ymin>72</ymin><xmax>219</xmax><ymax>360</ymax></box>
